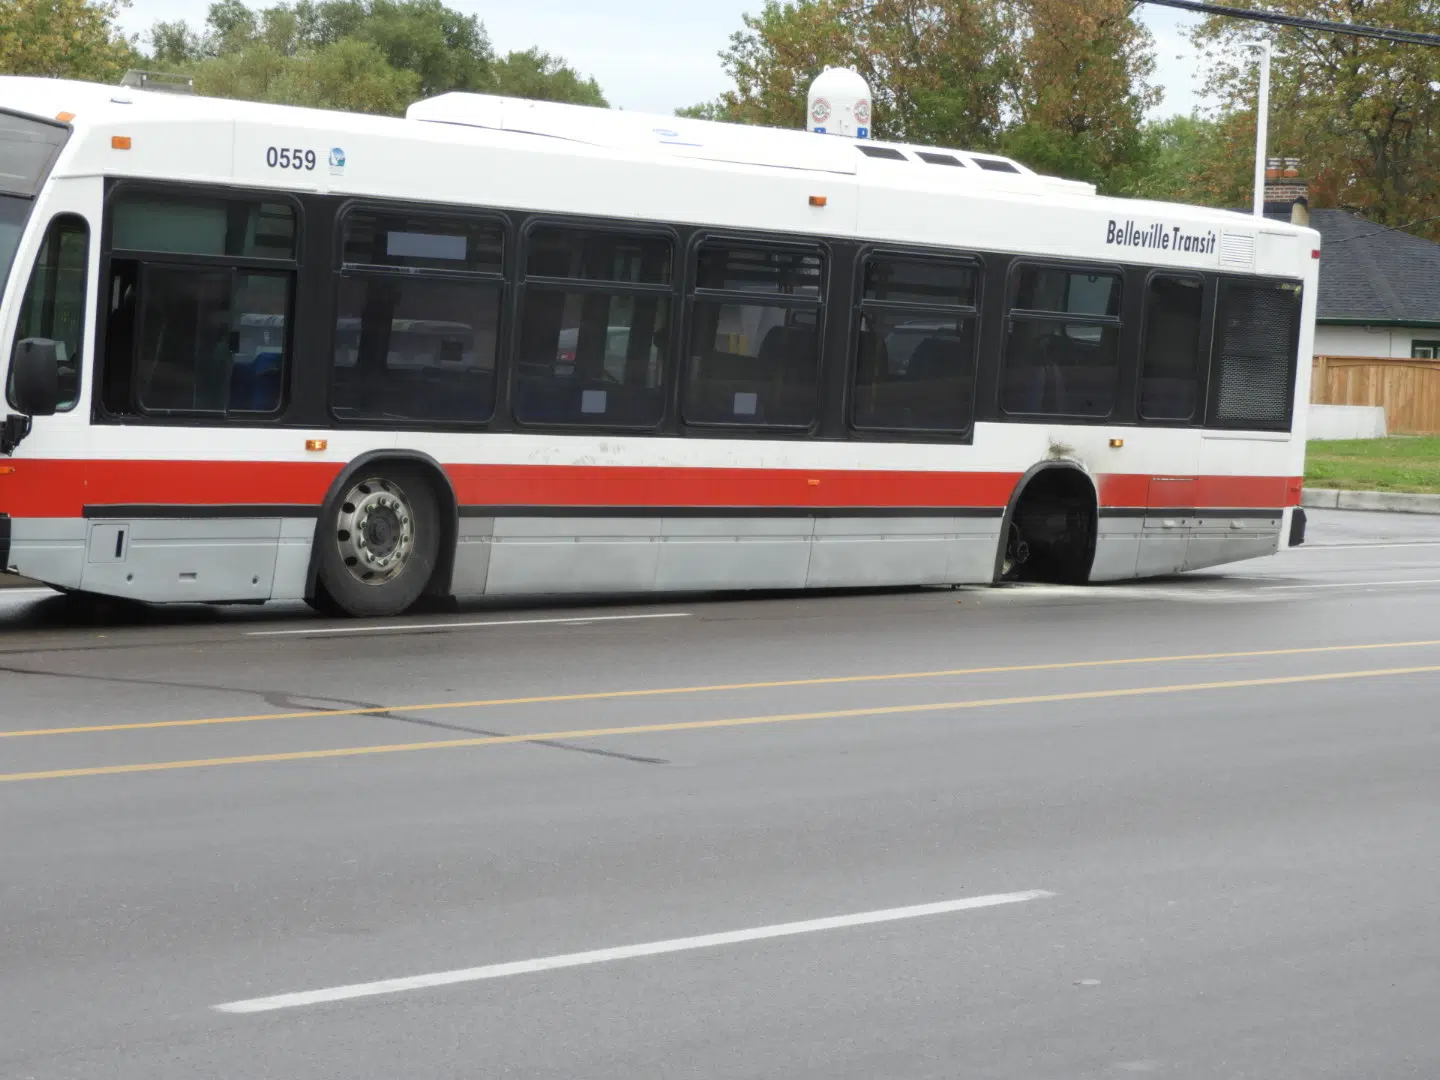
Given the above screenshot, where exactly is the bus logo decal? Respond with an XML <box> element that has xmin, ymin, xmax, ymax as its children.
<box><xmin>328</xmin><ymin>147</ymin><xmax>346</xmax><ymax>174</ymax></box>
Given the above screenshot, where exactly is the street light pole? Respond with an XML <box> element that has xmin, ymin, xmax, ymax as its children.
<box><xmin>1249</xmin><ymin>40</ymin><xmax>1271</xmax><ymax>217</ymax></box>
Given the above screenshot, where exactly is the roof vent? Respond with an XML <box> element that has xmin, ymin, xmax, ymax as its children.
<box><xmin>119</xmin><ymin>70</ymin><xmax>195</xmax><ymax>95</ymax></box>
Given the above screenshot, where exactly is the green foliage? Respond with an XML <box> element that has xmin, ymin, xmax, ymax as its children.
<box><xmin>709</xmin><ymin>0</ymin><xmax>1013</xmax><ymax>149</ymax></box>
<box><xmin>1192</xmin><ymin>0</ymin><xmax>1440</xmax><ymax>233</ymax></box>
<box><xmin>490</xmin><ymin>47</ymin><xmax>605</xmax><ymax>107</ymax></box>
<box><xmin>138</xmin><ymin>0</ymin><xmax>605</xmax><ymax>115</ymax></box>
<box><xmin>693</xmin><ymin>0</ymin><xmax>1159</xmax><ymax>192</ymax></box>
<box><xmin>1116</xmin><ymin>115</ymin><xmax>1230</xmax><ymax>206</ymax></box>
<box><xmin>0</xmin><ymin>0</ymin><xmax>139</xmax><ymax>81</ymax></box>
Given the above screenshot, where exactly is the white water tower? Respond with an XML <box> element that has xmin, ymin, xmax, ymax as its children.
<box><xmin>807</xmin><ymin>67</ymin><xmax>872</xmax><ymax>139</ymax></box>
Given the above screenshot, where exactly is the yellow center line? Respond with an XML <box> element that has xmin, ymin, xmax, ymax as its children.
<box><xmin>5</xmin><ymin>638</ymin><xmax>1440</xmax><ymax>740</ymax></box>
<box><xmin>3</xmin><ymin>664</ymin><xmax>1437</xmax><ymax>785</ymax></box>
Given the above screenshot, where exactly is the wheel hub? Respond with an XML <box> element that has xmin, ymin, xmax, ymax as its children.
<box><xmin>335</xmin><ymin>478</ymin><xmax>415</xmax><ymax>585</ymax></box>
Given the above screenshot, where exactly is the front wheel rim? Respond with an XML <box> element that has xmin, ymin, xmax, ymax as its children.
<box><xmin>334</xmin><ymin>478</ymin><xmax>415</xmax><ymax>586</ymax></box>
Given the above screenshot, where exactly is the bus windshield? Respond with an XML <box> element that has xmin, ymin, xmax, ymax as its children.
<box><xmin>0</xmin><ymin>194</ymin><xmax>30</xmax><ymax>302</ymax></box>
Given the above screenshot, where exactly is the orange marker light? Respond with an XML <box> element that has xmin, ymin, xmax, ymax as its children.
<box><xmin>111</xmin><ymin>135</ymin><xmax>132</xmax><ymax>150</ymax></box>
<box><xmin>0</xmin><ymin>466</ymin><xmax>15</xmax><ymax>475</ymax></box>
<box><xmin>809</xmin><ymin>195</ymin><xmax>828</xmax><ymax>207</ymax></box>
<box><xmin>55</xmin><ymin>111</ymin><xmax>75</xmax><ymax>123</ymax></box>
<box><xmin>305</xmin><ymin>439</ymin><xmax>328</xmax><ymax>452</ymax></box>
<box><xmin>1109</xmin><ymin>438</ymin><xmax>1124</xmax><ymax>448</ymax></box>
<box><xmin>807</xmin><ymin>478</ymin><xmax>821</xmax><ymax>486</ymax></box>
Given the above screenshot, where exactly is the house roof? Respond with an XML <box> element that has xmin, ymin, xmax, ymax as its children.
<box><xmin>1267</xmin><ymin>208</ymin><xmax>1440</xmax><ymax>327</ymax></box>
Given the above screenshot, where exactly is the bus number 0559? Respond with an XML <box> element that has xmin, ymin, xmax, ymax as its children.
<box><xmin>266</xmin><ymin>147</ymin><xmax>317</xmax><ymax>170</ymax></box>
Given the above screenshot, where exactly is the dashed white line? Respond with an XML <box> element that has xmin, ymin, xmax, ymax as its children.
<box><xmin>246</xmin><ymin>612</ymin><xmax>692</xmax><ymax>637</ymax></box>
<box><xmin>213</xmin><ymin>889</ymin><xmax>1054</xmax><ymax>1013</ymax></box>
<box><xmin>1294</xmin><ymin>541</ymin><xmax>1440</xmax><ymax>551</ymax></box>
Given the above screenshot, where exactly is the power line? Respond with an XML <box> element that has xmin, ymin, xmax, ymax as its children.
<box><xmin>1329</xmin><ymin>214</ymin><xmax>1440</xmax><ymax>244</ymax></box>
<box><xmin>1139</xmin><ymin>0</ymin><xmax>1440</xmax><ymax>49</ymax></box>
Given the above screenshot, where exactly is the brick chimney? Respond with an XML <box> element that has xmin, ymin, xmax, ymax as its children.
<box><xmin>1263</xmin><ymin>157</ymin><xmax>1308</xmax><ymax>219</ymax></box>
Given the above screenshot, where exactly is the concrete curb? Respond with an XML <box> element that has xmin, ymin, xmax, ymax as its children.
<box><xmin>0</xmin><ymin>575</ymin><xmax>43</xmax><ymax>588</ymax></box>
<box><xmin>1303</xmin><ymin>488</ymin><xmax>1440</xmax><ymax>515</ymax></box>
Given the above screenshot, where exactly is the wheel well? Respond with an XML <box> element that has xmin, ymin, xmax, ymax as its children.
<box><xmin>306</xmin><ymin>451</ymin><xmax>458</xmax><ymax>602</ymax></box>
<box><xmin>993</xmin><ymin>464</ymin><xmax>1099</xmax><ymax>585</ymax></box>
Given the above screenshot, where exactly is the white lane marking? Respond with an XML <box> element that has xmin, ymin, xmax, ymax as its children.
<box><xmin>246</xmin><ymin>612</ymin><xmax>692</xmax><ymax>637</ymax></box>
<box><xmin>1014</xmin><ymin>576</ymin><xmax>1440</xmax><ymax>601</ymax></box>
<box><xmin>214</xmin><ymin>890</ymin><xmax>1054</xmax><ymax>1014</ymax></box>
<box><xmin>1254</xmin><ymin>577</ymin><xmax>1440</xmax><ymax>591</ymax></box>
<box><xmin>0</xmin><ymin>587</ymin><xmax>57</xmax><ymax>597</ymax></box>
<box><xmin>1295</xmin><ymin>541</ymin><xmax>1440</xmax><ymax>551</ymax></box>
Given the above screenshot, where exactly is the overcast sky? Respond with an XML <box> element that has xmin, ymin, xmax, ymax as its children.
<box><xmin>117</xmin><ymin>0</ymin><xmax>1215</xmax><ymax>122</ymax></box>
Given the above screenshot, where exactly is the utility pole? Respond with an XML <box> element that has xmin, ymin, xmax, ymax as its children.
<box><xmin>1249</xmin><ymin>40</ymin><xmax>1270</xmax><ymax>218</ymax></box>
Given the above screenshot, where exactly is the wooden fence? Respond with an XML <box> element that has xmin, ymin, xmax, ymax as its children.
<box><xmin>1311</xmin><ymin>355</ymin><xmax>1440</xmax><ymax>435</ymax></box>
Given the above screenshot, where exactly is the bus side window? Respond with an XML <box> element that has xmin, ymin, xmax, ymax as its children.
<box><xmin>1138</xmin><ymin>275</ymin><xmax>1203</xmax><ymax>423</ymax></box>
<box><xmin>100</xmin><ymin>191</ymin><xmax>296</xmax><ymax>418</ymax></box>
<box><xmin>5</xmin><ymin>214</ymin><xmax>89</xmax><ymax>413</ymax></box>
<box><xmin>683</xmin><ymin>242</ymin><xmax>825</xmax><ymax>430</ymax></box>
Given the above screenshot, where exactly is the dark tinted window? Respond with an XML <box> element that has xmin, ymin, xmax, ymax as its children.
<box><xmin>695</xmin><ymin>244</ymin><xmax>822</xmax><ymax>297</ymax></box>
<box><xmin>1139</xmin><ymin>276</ymin><xmax>1203</xmax><ymax>422</ymax></box>
<box><xmin>515</xmin><ymin>291</ymin><xmax>668</xmax><ymax>426</ymax></box>
<box><xmin>852</xmin><ymin>254</ymin><xmax>979</xmax><ymax>433</ymax></box>
<box><xmin>858</xmin><ymin>146</ymin><xmax>906</xmax><ymax>160</ymax></box>
<box><xmin>686</xmin><ymin>303</ymin><xmax>819</xmax><ymax>427</ymax></box>
<box><xmin>6</xmin><ymin>214</ymin><xmax>88</xmax><ymax>412</ymax></box>
<box><xmin>525</xmin><ymin>227</ymin><xmax>671</xmax><ymax>283</ymax></box>
<box><xmin>112</xmin><ymin>193</ymin><xmax>296</xmax><ymax>260</ymax></box>
<box><xmin>1003</xmin><ymin>264</ymin><xmax>1122</xmax><ymax>418</ymax></box>
<box><xmin>331</xmin><ymin>277</ymin><xmax>500</xmax><ymax>423</ymax></box>
<box><xmin>1013</xmin><ymin>267</ymin><xmax>1121</xmax><ymax>317</ymax></box>
<box><xmin>917</xmin><ymin>152</ymin><xmax>963</xmax><ymax>167</ymax></box>
<box><xmin>974</xmin><ymin>157</ymin><xmax>1020</xmax><ymax>173</ymax></box>
<box><xmin>514</xmin><ymin>227</ymin><xmax>673</xmax><ymax>427</ymax></box>
<box><xmin>1211</xmin><ymin>281</ymin><xmax>1301</xmax><ymax>428</ymax></box>
<box><xmin>685</xmin><ymin>241</ymin><xmax>824</xmax><ymax>428</ymax></box>
<box><xmin>134</xmin><ymin>267</ymin><xmax>289</xmax><ymax>414</ymax></box>
<box><xmin>342</xmin><ymin>211</ymin><xmax>502</xmax><ymax>275</ymax></box>
<box><xmin>331</xmin><ymin>209</ymin><xmax>503</xmax><ymax>423</ymax></box>
<box><xmin>854</xmin><ymin>312</ymin><xmax>976</xmax><ymax>431</ymax></box>
<box><xmin>864</xmin><ymin>259</ymin><xmax>976</xmax><ymax>307</ymax></box>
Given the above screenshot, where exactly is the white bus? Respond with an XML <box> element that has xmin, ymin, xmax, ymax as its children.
<box><xmin>0</xmin><ymin>77</ymin><xmax>1317</xmax><ymax>617</ymax></box>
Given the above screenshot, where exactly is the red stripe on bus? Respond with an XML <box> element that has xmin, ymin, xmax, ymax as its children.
<box><xmin>1098</xmin><ymin>473</ymin><xmax>1301</xmax><ymax>509</ymax></box>
<box><xmin>0</xmin><ymin>460</ymin><xmax>1301</xmax><ymax>517</ymax></box>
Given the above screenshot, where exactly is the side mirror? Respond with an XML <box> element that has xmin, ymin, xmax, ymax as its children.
<box><xmin>9</xmin><ymin>338</ymin><xmax>61</xmax><ymax>417</ymax></box>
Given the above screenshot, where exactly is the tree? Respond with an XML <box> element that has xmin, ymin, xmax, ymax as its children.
<box><xmin>269</xmin><ymin>36</ymin><xmax>420</xmax><ymax>114</ymax></box>
<box><xmin>1193</xmin><ymin>0</ymin><xmax>1440</xmax><ymax>231</ymax></box>
<box><xmin>0</xmin><ymin>0</ymin><xmax>138</xmax><ymax>81</ymax></box>
<box><xmin>143</xmin><ymin>0</ymin><xmax>607</xmax><ymax>115</ymax></box>
<box><xmin>298</xmin><ymin>0</ymin><xmax>493</xmax><ymax>96</ymax></box>
<box><xmin>490</xmin><ymin>47</ymin><xmax>605</xmax><ymax>106</ymax></box>
<box><xmin>689</xmin><ymin>0</ymin><xmax>1162</xmax><ymax>191</ymax></box>
<box><xmin>701</xmin><ymin>0</ymin><xmax>1014</xmax><ymax>149</ymax></box>
<box><xmin>1116</xmin><ymin>114</ymin><xmax>1230</xmax><ymax>205</ymax></box>
<box><xmin>1002</xmin><ymin>0</ymin><xmax>1160</xmax><ymax>190</ymax></box>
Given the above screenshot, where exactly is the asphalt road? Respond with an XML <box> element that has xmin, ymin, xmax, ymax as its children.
<box><xmin>1</xmin><ymin>508</ymin><xmax>1438</xmax><ymax>1079</ymax></box>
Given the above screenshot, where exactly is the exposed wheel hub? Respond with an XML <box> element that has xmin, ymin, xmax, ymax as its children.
<box><xmin>335</xmin><ymin>478</ymin><xmax>415</xmax><ymax>585</ymax></box>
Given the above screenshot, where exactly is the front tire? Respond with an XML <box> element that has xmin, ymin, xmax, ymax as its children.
<box><xmin>316</xmin><ymin>468</ymin><xmax>440</xmax><ymax>618</ymax></box>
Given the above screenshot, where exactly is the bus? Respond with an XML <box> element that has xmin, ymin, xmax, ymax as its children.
<box><xmin>0</xmin><ymin>77</ymin><xmax>1317</xmax><ymax>617</ymax></box>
